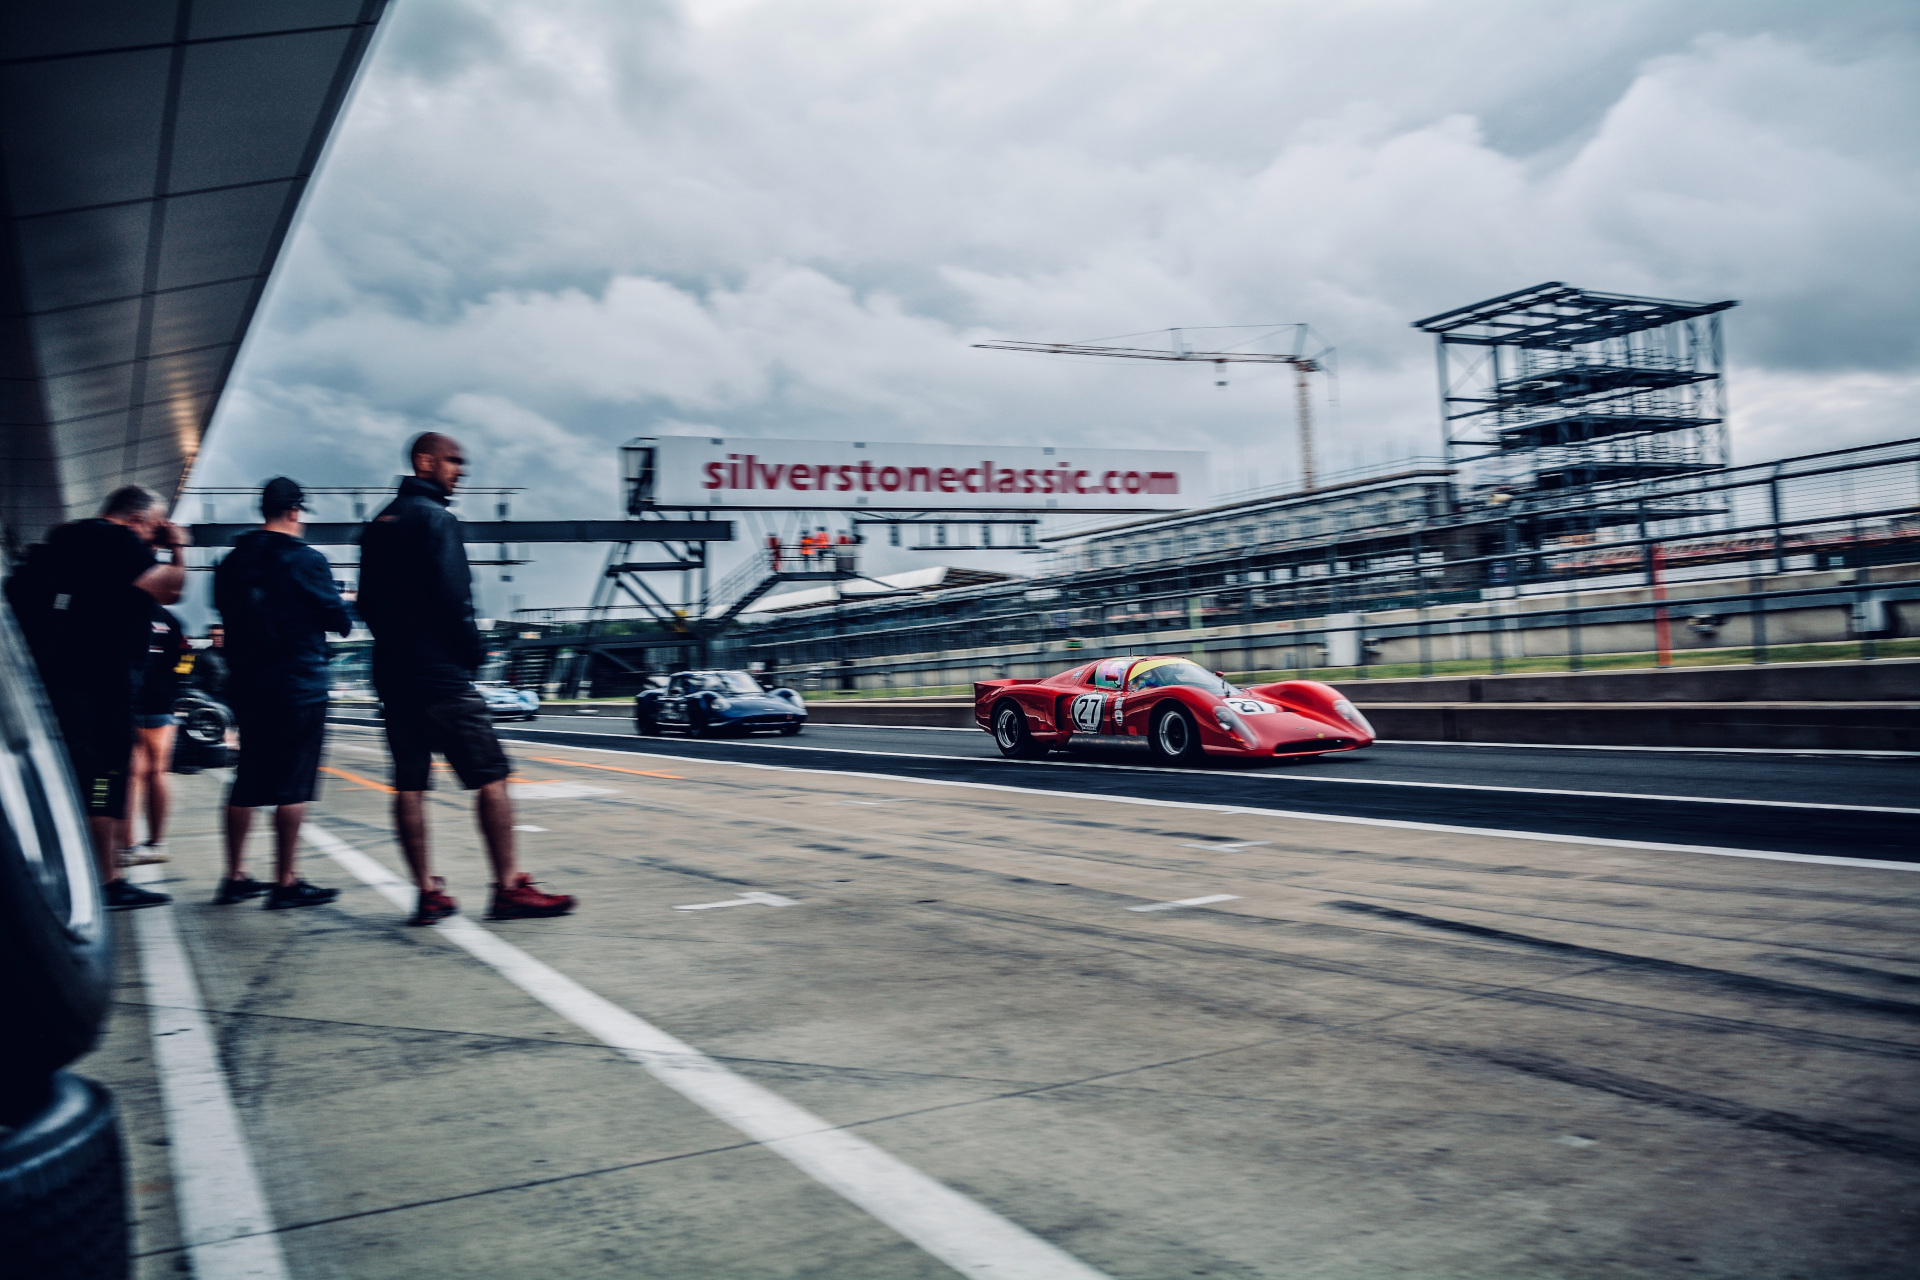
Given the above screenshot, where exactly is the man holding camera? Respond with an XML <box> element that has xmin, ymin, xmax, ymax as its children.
<box><xmin>32</xmin><ymin>486</ymin><xmax>188</xmax><ymax>909</ymax></box>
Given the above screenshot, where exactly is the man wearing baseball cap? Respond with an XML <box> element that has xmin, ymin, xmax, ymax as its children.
<box><xmin>212</xmin><ymin>477</ymin><xmax>353</xmax><ymax>908</ymax></box>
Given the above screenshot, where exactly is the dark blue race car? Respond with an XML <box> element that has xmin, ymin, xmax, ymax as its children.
<box><xmin>635</xmin><ymin>670</ymin><xmax>806</xmax><ymax>737</ymax></box>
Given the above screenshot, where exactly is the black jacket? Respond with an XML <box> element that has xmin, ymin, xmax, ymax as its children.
<box><xmin>356</xmin><ymin>476</ymin><xmax>483</xmax><ymax>701</ymax></box>
<box><xmin>214</xmin><ymin>529</ymin><xmax>353</xmax><ymax>705</ymax></box>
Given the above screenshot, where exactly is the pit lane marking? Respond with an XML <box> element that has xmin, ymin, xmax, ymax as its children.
<box><xmin>302</xmin><ymin>825</ymin><xmax>1115</xmax><ymax>1280</ymax></box>
<box><xmin>498</xmin><ymin>731</ymin><xmax>1918</xmax><ymax>816</ymax></box>
<box><xmin>1128</xmin><ymin>894</ymin><xmax>1241</xmax><ymax>913</ymax></box>
<box><xmin>525</xmin><ymin>755</ymin><xmax>685</xmax><ymax>780</ymax></box>
<box><xmin>674</xmin><ymin>891</ymin><xmax>800</xmax><ymax>911</ymax></box>
<box><xmin>318</xmin><ymin>764</ymin><xmax>393</xmax><ymax>793</ymax></box>
<box><xmin>496</xmin><ymin>738</ymin><xmax>1920</xmax><ymax>873</ymax></box>
<box><xmin>1181</xmin><ymin>841</ymin><xmax>1270</xmax><ymax>853</ymax></box>
<box><xmin>128</xmin><ymin>865</ymin><xmax>290</xmax><ymax>1279</ymax></box>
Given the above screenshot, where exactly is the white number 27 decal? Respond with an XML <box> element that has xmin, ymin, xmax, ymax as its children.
<box><xmin>1071</xmin><ymin>692</ymin><xmax>1106</xmax><ymax>733</ymax></box>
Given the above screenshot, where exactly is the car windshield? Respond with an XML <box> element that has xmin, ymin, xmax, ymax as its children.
<box><xmin>700</xmin><ymin>672</ymin><xmax>765</xmax><ymax>695</ymax></box>
<box><xmin>1128</xmin><ymin>659</ymin><xmax>1232</xmax><ymax>695</ymax></box>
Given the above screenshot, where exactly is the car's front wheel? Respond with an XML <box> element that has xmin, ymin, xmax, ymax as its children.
<box><xmin>779</xmin><ymin>723</ymin><xmax>803</xmax><ymax>736</ymax></box>
<box><xmin>1149</xmin><ymin>704</ymin><xmax>1207</xmax><ymax>766</ymax></box>
<box><xmin>991</xmin><ymin>701</ymin><xmax>1048</xmax><ymax>759</ymax></box>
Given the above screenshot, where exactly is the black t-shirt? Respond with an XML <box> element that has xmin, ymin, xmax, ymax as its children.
<box><xmin>43</xmin><ymin>519</ymin><xmax>159</xmax><ymax>686</ymax></box>
<box><xmin>139</xmin><ymin>606</ymin><xmax>187</xmax><ymax>715</ymax></box>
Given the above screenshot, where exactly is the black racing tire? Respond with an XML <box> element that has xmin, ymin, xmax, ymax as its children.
<box><xmin>779</xmin><ymin>723</ymin><xmax>803</xmax><ymax>736</ymax></box>
<box><xmin>173</xmin><ymin>695</ymin><xmax>230</xmax><ymax>747</ymax></box>
<box><xmin>991</xmin><ymin>700</ymin><xmax>1048</xmax><ymax>759</ymax></box>
<box><xmin>0</xmin><ymin>1072</ymin><xmax>128</xmax><ymax>1280</ymax></box>
<box><xmin>1149</xmin><ymin>703</ymin><xmax>1207</xmax><ymax>766</ymax></box>
<box><xmin>0</xmin><ymin>721</ymin><xmax>112</xmax><ymax>1093</ymax></box>
<box><xmin>688</xmin><ymin>704</ymin><xmax>712</xmax><ymax>738</ymax></box>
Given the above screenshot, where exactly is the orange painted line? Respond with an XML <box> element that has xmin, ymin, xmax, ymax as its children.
<box><xmin>320</xmin><ymin>765</ymin><xmax>394</xmax><ymax>793</ymax></box>
<box><xmin>525</xmin><ymin>755</ymin><xmax>686</xmax><ymax>781</ymax></box>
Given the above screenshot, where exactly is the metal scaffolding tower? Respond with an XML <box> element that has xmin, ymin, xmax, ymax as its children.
<box><xmin>1413</xmin><ymin>283</ymin><xmax>1736</xmax><ymax>498</ymax></box>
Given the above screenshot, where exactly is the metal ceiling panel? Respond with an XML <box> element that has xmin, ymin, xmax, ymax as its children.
<box><xmin>0</xmin><ymin>0</ymin><xmax>389</xmax><ymax>552</ymax></box>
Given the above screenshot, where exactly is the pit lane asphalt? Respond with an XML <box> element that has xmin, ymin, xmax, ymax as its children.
<box><xmin>331</xmin><ymin>713</ymin><xmax>1920</xmax><ymax>864</ymax></box>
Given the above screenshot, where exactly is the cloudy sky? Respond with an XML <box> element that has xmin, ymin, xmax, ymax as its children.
<box><xmin>190</xmin><ymin>0</ymin><xmax>1920</xmax><ymax>613</ymax></box>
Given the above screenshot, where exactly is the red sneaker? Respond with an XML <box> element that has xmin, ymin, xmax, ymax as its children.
<box><xmin>409</xmin><ymin>877</ymin><xmax>458</xmax><ymax>927</ymax></box>
<box><xmin>489</xmin><ymin>873</ymin><xmax>576</xmax><ymax>921</ymax></box>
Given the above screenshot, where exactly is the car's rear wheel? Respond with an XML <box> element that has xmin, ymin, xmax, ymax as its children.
<box><xmin>991</xmin><ymin>701</ymin><xmax>1048</xmax><ymax>759</ymax></box>
<box><xmin>0</xmin><ymin>1072</ymin><xmax>127</xmax><ymax>1279</ymax></box>
<box><xmin>1149</xmin><ymin>704</ymin><xmax>1206</xmax><ymax>766</ymax></box>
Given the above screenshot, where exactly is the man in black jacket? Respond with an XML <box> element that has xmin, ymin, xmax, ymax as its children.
<box><xmin>357</xmin><ymin>433</ymin><xmax>574</xmax><ymax>925</ymax></box>
<box><xmin>213</xmin><ymin>477</ymin><xmax>350</xmax><ymax>909</ymax></box>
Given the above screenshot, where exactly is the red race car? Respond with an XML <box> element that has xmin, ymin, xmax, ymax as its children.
<box><xmin>975</xmin><ymin>655</ymin><xmax>1375</xmax><ymax>764</ymax></box>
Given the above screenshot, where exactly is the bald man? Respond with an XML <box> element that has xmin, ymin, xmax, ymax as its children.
<box><xmin>357</xmin><ymin>432</ymin><xmax>575</xmax><ymax>925</ymax></box>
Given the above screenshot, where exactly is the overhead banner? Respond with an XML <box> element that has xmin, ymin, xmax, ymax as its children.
<box><xmin>636</xmin><ymin>436</ymin><xmax>1206</xmax><ymax>512</ymax></box>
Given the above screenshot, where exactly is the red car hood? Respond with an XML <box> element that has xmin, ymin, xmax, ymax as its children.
<box><xmin>1228</xmin><ymin>705</ymin><xmax>1357</xmax><ymax>751</ymax></box>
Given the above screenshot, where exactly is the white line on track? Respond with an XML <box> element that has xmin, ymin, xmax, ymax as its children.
<box><xmin>1128</xmin><ymin>894</ymin><xmax>1241</xmax><ymax>913</ymax></box>
<box><xmin>483</xmin><ymin>724</ymin><xmax>1920</xmax><ymax>816</ymax></box>
<box><xmin>127</xmin><ymin>865</ymin><xmax>290</xmax><ymax>1280</ymax></box>
<box><xmin>674</xmin><ymin>891</ymin><xmax>798</xmax><ymax>910</ymax></box>
<box><xmin>302</xmin><ymin>825</ymin><xmax>1113</xmax><ymax>1280</ymax></box>
<box><xmin>465</xmin><ymin>735</ymin><xmax>1920</xmax><ymax>873</ymax></box>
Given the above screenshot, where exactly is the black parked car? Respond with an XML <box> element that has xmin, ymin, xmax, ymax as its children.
<box><xmin>635</xmin><ymin>670</ymin><xmax>806</xmax><ymax>737</ymax></box>
<box><xmin>0</xmin><ymin>599</ymin><xmax>127</xmax><ymax>1277</ymax></box>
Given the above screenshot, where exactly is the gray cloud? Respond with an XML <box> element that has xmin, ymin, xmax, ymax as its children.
<box><xmin>192</xmin><ymin>0</ymin><xmax>1920</xmax><ymax>613</ymax></box>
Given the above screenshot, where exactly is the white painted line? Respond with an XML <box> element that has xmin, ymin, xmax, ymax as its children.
<box><xmin>1381</xmin><ymin>738</ymin><xmax>1920</xmax><ymax>759</ymax></box>
<box><xmin>127</xmin><ymin>866</ymin><xmax>290</xmax><ymax>1280</ymax></box>
<box><xmin>1128</xmin><ymin>893</ymin><xmax>1241</xmax><ymax>913</ymax></box>
<box><xmin>302</xmin><ymin>826</ymin><xmax>1111</xmax><ymax>1280</ymax></box>
<box><xmin>514</xmin><ymin>824</ymin><xmax>548</xmax><ymax>832</ymax></box>
<box><xmin>1180</xmin><ymin>841</ymin><xmax>1270</xmax><ymax>853</ymax></box>
<box><xmin>488</xmin><ymin>725</ymin><xmax>1919</xmax><ymax>814</ymax></box>
<box><xmin>499</xmin><ymin>737</ymin><xmax>1920</xmax><ymax>873</ymax></box>
<box><xmin>674</xmin><ymin>891</ymin><xmax>800</xmax><ymax>911</ymax></box>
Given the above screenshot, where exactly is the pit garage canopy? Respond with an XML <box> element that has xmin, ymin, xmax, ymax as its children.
<box><xmin>0</xmin><ymin>1</ymin><xmax>389</xmax><ymax>550</ymax></box>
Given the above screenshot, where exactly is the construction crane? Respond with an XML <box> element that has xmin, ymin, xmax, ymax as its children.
<box><xmin>974</xmin><ymin>324</ymin><xmax>1332</xmax><ymax>490</ymax></box>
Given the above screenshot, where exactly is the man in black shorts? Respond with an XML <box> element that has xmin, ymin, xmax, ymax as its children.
<box><xmin>213</xmin><ymin>477</ymin><xmax>351</xmax><ymax>909</ymax></box>
<box><xmin>357</xmin><ymin>433</ymin><xmax>574</xmax><ymax>925</ymax></box>
<box><xmin>34</xmin><ymin>486</ymin><xmax>186</xmax><ymax>910</ymax></box>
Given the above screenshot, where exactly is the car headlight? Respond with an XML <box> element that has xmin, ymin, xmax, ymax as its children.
<box><xmin>708</xmin><ymin>695</ymin><xmax>731</xmax><ymax>712</ymax></box>
<box><xmin>1331</xmin><ymin>698</ymin><xmax>1374</xmax><ymax>737</ymax></box>
<box><xmin>1212</xmin><ymin>705</ymin><xmax>1250</xmax><ymax>745</ymax></box>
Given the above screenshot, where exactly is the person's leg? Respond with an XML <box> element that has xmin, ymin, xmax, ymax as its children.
<box><xmin>272</xmin><ymin>803</ymin><xmax>306</xmax><ymax>886</ymax></box>
<box><xmin>474</xmin><ymin>779</ymin><xmax>517</xmax><ymax>888</ymax></box>
<box><xmin>124</xmin><ymin>736</ymin><xmax>148</xmax><ymax>851</ymax></box>
<box><xmin>393</xmin><ymin>790</ymin><xmax>434</xmax><ymax>891</ymax></box>
<box><xmin>224</xmin><ymin>804</ymin><xmax>254</xmax><ymax>880</ymax></box>
<box><xmin>87</xmin><ymin>816</ymin><xmax>119</xmax><ymax>888</ymax></box>
<box><xmin>138</xmin><ymin>725</ymin><xmax>174</xmax><ymax>845</ymax></box>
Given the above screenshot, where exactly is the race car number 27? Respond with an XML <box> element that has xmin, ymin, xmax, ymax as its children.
<box><xmin>1071</xmin><ymin>693</ymin><xmax>1106</xmax><ymax>733</ymax></box>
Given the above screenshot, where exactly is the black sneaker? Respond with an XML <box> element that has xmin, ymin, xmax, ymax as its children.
<box><xmin>105</xmin><ymin>879</ymin><xmax>171</xmax><ymax>910</ymax></box>
<box><xmin>213</xmin><ymin>875</ymin><xmax>272</xmax><ymax>905</ymax></box>
<box><xmin>265</xmin><ymin>880</ymin><xmax>340</xmax><ymax>910</ymax></box>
